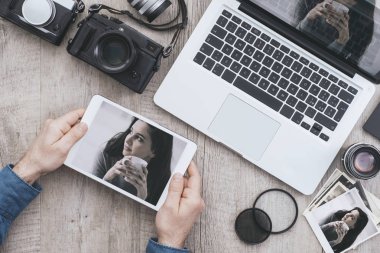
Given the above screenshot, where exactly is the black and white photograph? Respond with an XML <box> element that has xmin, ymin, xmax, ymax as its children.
<box><xmin>67</xmin><ymin>98</ymin><xmax>191</xmax><ymax>207</ymax></box>
<box><xmin>307</xmin><ymin>189</ymin><xmax>379</xmax><ymax>253</ymax></box>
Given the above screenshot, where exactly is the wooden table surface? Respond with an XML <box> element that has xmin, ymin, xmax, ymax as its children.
<box><xmin>1</xmin><ymin>0</ymin><xmax>379</xmax><ymax>252</ymax></box>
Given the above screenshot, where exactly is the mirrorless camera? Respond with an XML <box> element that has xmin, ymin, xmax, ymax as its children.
<box><xmin>0</xmin><ymin>0</ymin><xmax>84</xmax><ymax>45</ymax></box>
<box><xmin>67</xmin><ymin>13</ymin><xmax>164</xmax><ymax>93</ymax></box>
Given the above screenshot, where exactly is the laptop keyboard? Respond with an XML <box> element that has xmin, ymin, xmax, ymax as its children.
<box><xmin>193</xmin><ymin>9</ymin><xmax>359</xmax><ymax>142</ymax></box>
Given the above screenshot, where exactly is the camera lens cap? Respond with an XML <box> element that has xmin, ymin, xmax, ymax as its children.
<box><xmin>22</xmin><ymin>0</ymin><xmax>56</xmax><ymax>27</ymax></box>
<box><xmin>253</xmin><ymin>188</ymin><xmax>298</xmax><ymax>234</ymax></box>
<box><xmin>235</xmin><ymin>208</ymin><xmax>272</xmax><ymax>244</ymax></box>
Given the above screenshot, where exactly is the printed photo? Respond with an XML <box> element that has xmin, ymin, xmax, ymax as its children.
<box><xmin>69</xmin><ymin>101</ymin><xmax>188</xmax><ymax>206</ymax></box>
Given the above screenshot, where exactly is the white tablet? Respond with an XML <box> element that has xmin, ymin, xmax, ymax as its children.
<box><xmin>65</xmin><ymin>95</ymin><xmax>197</xmax><ymax>210</ymax></box>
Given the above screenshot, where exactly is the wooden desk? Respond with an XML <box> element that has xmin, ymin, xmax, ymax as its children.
<box><xmin>1</xmin><ymin>0</ymin><xmax>379</xmax><ymax>252</ymax></box>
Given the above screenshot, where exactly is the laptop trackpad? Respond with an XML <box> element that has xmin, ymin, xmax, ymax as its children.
<box><xmin>208</xmin><ymin>95</ymin><xmax>280</xmax><ymax>161</ymax></box>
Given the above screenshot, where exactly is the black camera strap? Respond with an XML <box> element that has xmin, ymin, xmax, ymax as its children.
<box><xmin>75</xmin><ymin>0</ymin><xmax>86</xmax><ymax>13</ymax></box>
<box><xmin>86</xmin><ymin>1</ymin><xmax>188</xmax><ymax>58</ymax></box>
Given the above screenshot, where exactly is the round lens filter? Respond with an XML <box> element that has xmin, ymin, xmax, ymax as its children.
<box><xmin>235</xmin><ymin>208</ymin><xmax>272</xmax><ymax>244</ymax></box>
<box><xmin>253</xmin><ymin>189</ymin><xmax>298</xmax><ymax>234</ymax></box>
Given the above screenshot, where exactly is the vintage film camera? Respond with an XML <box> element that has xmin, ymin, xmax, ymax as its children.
<box><xmin>67</xmin><ymin>11</ymin><xmax>164</xmax><ymax>93</ymax></box>
<box><xmin>0</xmin><ymin>0</ymin><xmax>84</xmax><ymax>45</ymax></box>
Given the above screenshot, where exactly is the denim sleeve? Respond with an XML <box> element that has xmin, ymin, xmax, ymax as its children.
<box><xmin>146</xmin><ymin>238</ymin><xmax>189</xmax><ymax>253</ymax></box>
<box><xmin>0</xmin><ymin>165</ymin><xmax>41</xmax><ymax>245</ymax></box>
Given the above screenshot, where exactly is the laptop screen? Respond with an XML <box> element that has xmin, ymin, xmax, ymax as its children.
<box><xmin>248</xmin><ymin>0</ymin><xmax>380</xmax><ymax>82</ymax></box>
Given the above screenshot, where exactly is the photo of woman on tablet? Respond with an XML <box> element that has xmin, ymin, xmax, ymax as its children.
<box><xmin>94</xmin><ymin>118</ymin><xmax>173</xmax><ymax>205</ymax></box>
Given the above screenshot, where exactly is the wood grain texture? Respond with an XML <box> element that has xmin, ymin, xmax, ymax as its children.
<box><xmin>0</xmin><ymin>0</ymin><xmax>379</xmax><ymax>252</ymax></box>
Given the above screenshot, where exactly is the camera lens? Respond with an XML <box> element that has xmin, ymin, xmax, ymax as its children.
<box><xmin>22</xmin><ymin>0</ymin><xmax>56</xmax><ymax>27</ymax></box>
<box><xmin>95</xmin><ymin>34</ymin><xmax>136</xmax><ymax>73</ymax></box>
<box><xmin>128</xmin><ymin>0</ymin><xmax>172</xmax><ymax>22</ymax></box>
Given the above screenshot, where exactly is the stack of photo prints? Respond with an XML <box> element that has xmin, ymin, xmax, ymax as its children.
<box><xmin>304</xmin><ymin>169</ymin><xmax>380</xmax><ymax>253</ymax></box>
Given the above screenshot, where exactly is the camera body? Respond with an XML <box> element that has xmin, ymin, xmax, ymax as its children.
<box><xmin>67</xmin><ymin>13</ymin><xmax>163</xmax><ymax>93</ymax></box>
<box><xmin>0</xmin><ymin>0</ymin><xmax>83</xmax><ymax>45</ymax></box>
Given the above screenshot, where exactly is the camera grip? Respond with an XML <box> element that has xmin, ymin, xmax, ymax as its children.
<box><xmin>68</xmin><ymin>25</ymin><xmax>95</xmax><ymax>55</ymax></box>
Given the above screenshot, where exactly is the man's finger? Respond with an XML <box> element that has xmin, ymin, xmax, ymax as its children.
<box><xmin>56</xmin><ymin>122</ymin><xmax>88</xmax><ymax>152</ymax></box>
<box><xmin>186</xmin><ymin>161</ymin><xmax>202</xmax><ymax>193</ymax></box>
<box><xmin>164</xmin><ymin>173</ymin><xmax>184</xmax><ymax>210</ymax></box>
<box><xmin>55</xmin><ymin>109</ymin><xmax>86</xmax><ymax>134</ymax></box>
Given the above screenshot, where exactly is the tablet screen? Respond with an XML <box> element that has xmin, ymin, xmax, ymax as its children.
<box><xmin>65</xmin><ymin>95</ymin><xmax>197</xmax><ymax>210</ymax></box>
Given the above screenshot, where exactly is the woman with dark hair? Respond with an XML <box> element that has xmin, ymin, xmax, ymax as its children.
<box><xmin>296</xmin><ymin>0</ymin><xmax>375</xmax><ymax>64</ymax></box>
<box><xmin>94</xmin><ymin>117</ymin><xmax>173</xmax><ymax>205</ymax></box>
<box><xmin>320</xmin><ymin>207</ymin><xmax>369</xmax><ymax>252</ymax></box>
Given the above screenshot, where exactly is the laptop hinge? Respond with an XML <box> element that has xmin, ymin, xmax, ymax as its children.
<box><xmin>238</xmin><ymin>1</ymin><xmax>357</xmax><ymax>79</ymax></box>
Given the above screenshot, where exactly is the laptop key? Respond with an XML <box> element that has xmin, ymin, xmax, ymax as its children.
<box><xmin>338</xmin><ymin>80</ymin><xmax>348</xmax><ymax>89</ymax></box>
<box><xmin>309</xmin><ymin>85</ymin><xmax>321</xmax><ymax>96</ymax></box>
<box><xmin>254</xmin><ymin>38</ymin><xmax>265</xmax><ymax>50</ymax></box>
<box><xmin>286</xmin><ymin>95</ymin><xmax>298</xmax><ymax>107</ymax></box>
<box><xmin>315</xmin><ymin>113</ymin><xmax>337</xmax><ymax>131</ymax></box>
<box><xmin>269</xmin><ymin>72</ymin><xmax>280</xmax><ymax>84</ymax></box>
<box><xmin>242</xmin><ymin>21</ymin><xmax>252</xmax><ymax>30</ymax></box>
<box><xmin>258</xmin><ymin>79</ymin><xmax>270</xmax><ymax>90</ymax></box>
<box><xmin>309</xmin><ymin>62</ymin><xmax>319</xmax><ymax>71</ymax></box>
<box><xmin>235</xmin><ymin>39</ymin><xmax>246</xmax><ymax>50</ymax></box>
<box><xmin>318</xmin><ymin>90</ymin><xmax>330</xmax><ymax>101</ymax></box>
<box><xmin>300</xmin><ymin>57</ymin><xmax>309</xmax><ymax>65</ymax></box>
<box><xmin>259</xmin><ymin>67</ymin><xmax>270</xmax><ymax>78</ymax></box>
<box><xmin>273</xmin><ymin>50</ymin><xmax>284</xmax><ymax>61</ymax></box>
<box><xmin>217</xmin><ymin>16</ymin><xmax>228</xmax><ymax>27</ymax></box>
<box><xmin>324</xmin><ymin>106</ymin><xmax>336</xmax><ymax>118</ymax></box>
<box><xmin>253</xmin><ymin>51</ymin><xmax>265</xmax><ymax>62</ymax></box>
<box><xmin>235</xmin><ymin>27</ymin><xmax>247</xmax><ymax>39</ymax></box>
<box><xmin>270</xmin><ymin>39</ymin><xmax>280</xmax><ymax>48</ymax></box>
<box><xmin>211</xmin><ymin>25</ymin><xmax>227</xmax><ymax>39</ymax></box>
<box><xmin>240</xmin><ymin>67</ymin><xmax>251</xmax><ymax>78</ymax></box>
<box><xmin>212</xmin><ymin>64</ymin><xmax>225</xmax><ymax>76</ymax></box>
<box><xmin>280</xmin><ymin>105</ymin><xmax>295</xmax><ymax>119</ymax></box>
<box><xmin>211</xmin><ymin>50</ymin><xmax>223</xmax><ymax>61</ymax></box>
<box><xmin>222</xmin><ymin>44</ymin><xmax>233</xmax><ymax>55</ymax></box>
<box><xmin>268</xmin><ymin>84</ymin><xmax>279</xmax><ymax>96</ymax></box>
<box><xmin>231</xmin><ymin>62</ymin><xmax>242</xmax><ymax>73</ymax></box>
<box><xmin>281</xmin><ymin>67</ymin><xmax>292</xmax><ymax>79</ymax></box>
<box><xmin>221</xmin><ymin>56</ymin><xmax>233</xmax><ymax>67</ymax></box>
<box><xmin>263</xmin><ymin>56</ymin><xmax>274</xmax><ymax>67</ymax></box>
<box><xmin>338</xmin><ymin>90</ymin><xmax>354</xmax><ymax>104</ymax></box>
<box><xmin>225</xmin><ymin>34</ymin><xmax>237</xmax><ymax>45</ymax></box>
<box><xmin>282</xmin><ymin>55</ymin><xmax>293</xmax><ymax>67</ymax></box>
<box><xmin>232</xmin><ymin>16</ymin><xmax>242</xmax><ymax>24</ymax></box>
<box><xmin>313</xmin><ymin>123</ymin><xmax>323</xmax><ymax>132</ymax></box>
<box><xmin>334</xmin><ymin>101</ymin><xmax>349</xmax><ymax>122</ymax></box>
<box><xmin>231</xmin><ymin>50</ymin><xmax>243</xmax><ymax>61</ymax></box>
<box><xmin>348</xmin><ymin>86</ymin><xmax>358</xmax><ymax>95</ymax></box>
<box><xmin>296</xmin><ymin>89</ymin><xmax>308</xmax><ymax>101</ymax></box>
<box><xmin>244</xmin><ymin>33</ymin><xmax>256</xmax><ymax>44</ymax></box>
<box><xmin>277</xmin><ymin>90</ymin><xmax>289</xmax><ymax>101</ymax></box>
<box><xmin>234</xmin><ymin>77</ymin><xmax>283</xmax><ymax>111</ymax></box>
<box><xmin>290</xmin><ymin>51</ymin><xmax>300</xmax><ymax>59</ymax></box>
<box><xmin>194</xmin><ymin>52</ymin><xmax>206</xmax><ymax>65</ymax></box>
<box><xmin>328</xmin><ymin>74</ymin><xmax>338</xmax><ymax>83</ymax></box>
<box><xmin>291</xmin><ymin>61</ymin><xmax>303</xmax><ymax>72</ymax></box>
<box><xmin>278</xmin><ymin>78</ymin><xmax>289</xmax><ymax>89</ymax></box>
<box><xmin>292</xmin><ymin>112</ymin><xmax>304</xmax><ymax>124</ymax></box>
<box><xmin>261</xmin><ymin>33</ymin><xmax>271</xmax><ymax>42</ymax></box>
<box><xmin>241</xmin><ymin>55</ymin><xmax>252</xmax><ymax>67</ymax></box>
<box><xmin>222</xmin><ymin>10</ymin><xmax>232</xmax><ymax>18</ymax></box>
<box><xmin>206</xmin><ymin>34</ymin><xmax>224</xmax><ymax>49</ymax></box>
<box><xmin>300</xmin><ymin>79</ymin><xmax>311</xmax><ymax>90</ymax></box>
<box><xmin>319</xmin><ymin>78</ymin><xmax>331</xmax><ymax>90</ymax></box>
<box><xmin>263</xmin><ymin>44</ymin><xmax>275</xmax><ymax>56</ymax></box>
<box><xmin>250</xmin><ymin>61</ymin><xmax>261</xmax><ymax>72</ymax></box>
<box><xmin>310</xmin><ymin>72</ymin><xmax>322</xmax><ymax>84</ymax></box>
<box><xmin>272</xmin><ymin>62</ymin><xmax>283</xmax><ymax>73</ymax></box>
<box><xmin>316</xmin><ymin>100</ymin><xmax>327</xmax><ymax>112</ymax></box>
<box><xmin>301</xmin><ymin>122</ymin><xmax>311</xmax><ymax>130</ymax></box>
<box><xmin>296</xmin><ymin>101</ymin><xmax>307</xmax><ymax>113</ymax></box>
<box><xmin>251</xmin><ymin>27</ymin><xmax>261</xmax><ymax>36</ymax></box>
<box><xmin>306</xmin><ymin>95</ymin><xmax>317</xmax><ymax>106</ymax></box>
<box><xmin>327</xmin><ymin>96</ymin><xmax>339</xmax><ymax>107</ymax></box>
<box><xmin>249</xmin><ymin>73</ymin><xmax>260</xmax><ymax>84</ymax></box>
<box><xmin>290</xmin><ymin>73</ymin><xmax>302</xmax><ymax>85</ymax></box>
<box><xmin>320</xmin><ymin>133</ymin><xmax>329</xmax><ymax>142</ymax></box>
<box><xmin>300</xmin><ymin>67</ymin><xmax>312</xmax><ymax>78</ymax></box>
<box><xmin>221</xmin><ymin>69</ymin><xmax>236</xmax><ymax>83</ymax></box>
<box><xmin>226</xmin><ymin>21</ymin><xmax>238</xmax><ymax>33</ymax></box>
<box><xmin>287</xmin><ymin>84</ymin><xmax>298</xmax><ymax>95</ymax></box>
<box><xmin>280</xmin><ymin>45</ymin><xmax>290</xmax><ymax>54</ymax></box>
<box><xmin>305</xmin><ymin>107</ymin><xmax>317</xmax><ymax>118</ymax></box>
<box><xmin>328</xmin><ymin>84</ymin><xmax>340</xmax><ymax>95</ymax></box>
<box><xmin>203</xmin><ymin>58</ymin><xmax>216</xmax><ymax>70</ymax></box>
<box><xmin>200</xmin><ymin>43</ymin><xmax>214</xmax><ymax>56</ymax></box>
<box><xmin>318</xmin><ymin>68</ymin><xmax>329</xmax><ymax>77</ymax></box>
<box><xmin>243</xmin><ymin>45</ymin><xmax>255</xmax><ymax>56</ymax></box>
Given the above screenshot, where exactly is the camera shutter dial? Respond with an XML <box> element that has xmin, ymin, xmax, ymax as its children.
<box><xmin>22</xmin><ymin>0</ymin><xmax>56</xmax><ymax>27</ymax></box>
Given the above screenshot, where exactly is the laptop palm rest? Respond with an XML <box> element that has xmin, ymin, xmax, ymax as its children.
<box><xmin>208</xmin><ymin>95</ymin><xmax>280</xmax><ymax>161</ymax></box>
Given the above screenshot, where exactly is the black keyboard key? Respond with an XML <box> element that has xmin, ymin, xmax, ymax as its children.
<box><xmin>268</xmin><ymin>84</ymin><xmax>279</xmax><ymax>96</ymax></box>
<box><xmin>292</xmin><ymin>112</ymin><xmax>304</xmax><ymax>124</ymax></box>
<box><xmin>287</xmin><ymin>83</ymin><xmax>298</xmax><ymax>95</ymax></box>
<box><xmin>311</xmin><ymin>127</ymin><xmax>320</xmax><ymax>136</ymax></box>
<box><xmin>259</xmin><ymin>67</ymin><xmax>270</xmax><ymax>78</ymax></box>
<box><xmin>270</xmin><ymin>39</ymin><xmax>280</xmax><ymax>48</ymax></box>
<box><xmin>282</xmin><ymin>55</ymin><xmax>293</xmax><ymax>67</ymax></box>
<box><xmin>254</xmin><ymin>38</ymin><xmax>265</xmax><ymax>50</ymax></box>
<box><xmin>251</xmin><ymin>27</ymin><xmax>261</xmax><ymax>36</ymax></box>
<box><xmin>309</xmin><ymin>85</ymin><xmax>321</xmax><ymax>96</ymax></box>
<box><xmin>334</xmin><ymin>101</ymin><xmax>349</xmax><ymax>122</ymax></box>
<box><xmin>263</xmin><ymin>44</ymin><xmax>275</xmax><ymax>56</ymax></box>
<box><xmin>300</xmin><ymin>79</ymin><xmax>311</xmax><ymax>90</ymax></box>
<box><xmin>278</xmin><ymin>78</ymin><xmax>289</xmax><ymax>89</ymax></box>
<box><xmin>291</xmin><ymin>61</ymin><xmax>303</xmax><ymax>73</ymax></box>
<box><xmin>277</xmin><ymin>90</ymin><xmax>289</xmax><ymax>101</ymax></box>
<box><xmin>310</xmin><ymin>72</ymin><xmax>322</xmax><ymax>84</ymax></box>
<box><xmin>217</xmin><ymin>16</ymin><xmax>228</xmax><ymax>27</ymax></box>
<box><xmin>235</xmin><ymin>27</ymin><xmax>247</xmax><ymax>39</ymax></box>
<box><xmin>243</xmin><ymin>45</ymin><xmax>255</xmax><ymax>56</ymax></box>
<box><xmin>300</xmin><ymin>57</ymin><xmax>309</xmax><ymax>65</ymax></box>
<box><xmin>258</xmin><ymin>79</ymin><xmax>270</xmax><ymax>90</ymax></box>
<box><xmin>240</xmin><ymin>67</ymin><xmax>251</xmax><ymax>78</ymax></box>
<box><xmin>280</xmin><ymin>45</ymin><xmax>290</xmax><ymax>54</ymax></box>
<box><xmin>244</xmin><ymin>33</ymin><xmax>256</xmax><ymax>44</ymax></box>
<box><xmin>222</xmin><ymin>10</ymin><xmax>232</xmax><ymax>18</ymax></box>
<box><xmin>281</xmin><ymin>67</ymin><xmax>292</xmax><ymax>79</ymax></box>
<box><xmin>221</xmin><ymin>69</ymin><xmax>236</xmax><ymax>83</ymax></box>
<box><xmin>327</xmin><ymin>96</ymin><xmax>339</xmax><ymax>107</ymax></box>
<box><xmin>226</xmin><ymin>22</ymin><xmax>238</xmax><ymax>33</ymax></box>
<box><xmin>231</xmin><ymin>62</ymin><xmax>242</xmax><ymax>73</ymax></box>
<box><xmin>305</xmin><ymin>107</ymin><xmax>317</xmax><ymax>118</ymax></box>
<box><xmin>286</xmin><ymin>95</ymin><xmax>298</xmax><ymax>107</ymax></box>
<box><xmin>309</xmin><ymin>63</ymin><xmax>319</xmax><ymax>71</ymax></box>
<box><xmin>316</xmin><ymin>100</ymin><xmax>327</xmax><ymax>112</ymax></box>
<box><xmin>211</xmin><ymin>25</ymin><xmax>228</xmax><ymax>39</ymax></box>
<box><xmin>269</xmin><ymin>72</ymin><xmax>280</xmax><ymax>84</ymax></box>
<box><xmin>328</xmin><ymin>84</ymin><xmax>340</xmax><ymax>95</ymax></box>
<box><xmin>296</xmin><ymin>101</ymin><xmax>307</xmax><ymax>113</ymax></box>
<box><xmin>290</xmin><ymin>51</ymin><xmax>300</xmax><ymax>59</ymax></box>
<box><xmin>280</xmin><ymin>105</ymin><xmax>295</xmax><ymax>119</ymax></box>
<box><xmin>242</xmin><ymin>21</ymin><xmax>252</xmax><ymax>30</ymax></box>
<box><xmin>225</xmin><ymin>33</ymin><xmax>237</xmax><ymax>45</ymax></box>
<box><xmin>235</xmin><ymin>39</ymin><xmax>246</xmax><ymax>50</ymax></box>
<box><xmin>261</xmin><ymin>33</ymin><xmax>271</xmax><ymax>42</ymax></box>
<box><xmin>234</xmin><ymin>77</ymin><xmax>283</xmax><ymax>111</ymax></box>
<box><xmin>232</xmin><ymin>16</ymin><xmax>242</xmax><ymax>24</ymax></box>
<box><xmin>320</xmin><ymin>133</ymin><xmax>329</xmax><ymax>142</ymax></box>
<box><xmin>212</xmin><ymin>64</ymin><xmax>225</xmax><ymax>76</ymax></box>
<box><xmin>253</xmin><ymin>51</ymin><xmax>265</xmax><ymax>62</ymax></box>
<box><xmin>221</xmin><ymin>56</ymin><xmax>233</xmax><ymax>67</ymax></box>
<box><xmin>241</xmin><ymin>55</ymin><xmax>252</xmax><ymax>67</ymax></box>
<box><xmin>263</xmin><ymin>56</ymin><xmax>274</xmax><ymax>67</ymax></box>
<box><xmin>324</xmin><ymin>106</ymin><xmax>336</xmax><ymax>118</ymax></box>
<box><xmin>296</xmin><ymin>89</ymin><xmax>308</xmax><ymax>101</ymax></box>
<box><xmin>273</xmin><ymin>50</ymin><xmax>284</xmax><ymax>61</ymax></box>
<box><xmin>200</xmin><ymin>43</ymin><xmax>214</xmax><ymax>56</ymax></box>
<box><xmin>328</xmin><ymin>74</ymin><xmax>338</xmax><ymax>83</ymax></box>
<box><xmin>338</xmin><ymin>90</ymin><xmax>354</xmax><ymax>104</ymax></box>
<box><xmin>318</xmin><ymin>68</ymin><xmax>329</xmax><ymax>77</ymax></box>
<box><xmin>306</xmin><ymin>95</ymin><xmax>317</xmax><ymax>106</ymax></box>
<box><xmin>290</xmin><ymin>73</ymin><xmax>302</xmax><ymax>84</ymax></box>
<box><xmin>315</xmin><ymin>113</ymin><xmax>337</xmax><ymax>131</ymax></box>
<box><xmin>231</xmin><ymin>50</ymin><xmax>243</xmax><ymax>61</ymax></box>
<box><xmin>250</xmin><ymin>61</ymin><xmax>261</xmax><ymax>72</ymax></box>
<box><xmin>272</xmin><ymin>62</ymin><xmax>283</xmax><ymax>73</ymax></box>
<box><xmin>318</xmin><ymin>90</ymin><xmax>330</xmax><ymax>101</ymax></box>
<box><xmin>338</xmin><ymin>80</ymin><xmax>348</xmax><ymax>89</ymax></box>
<box><xmin>206</xmin><ymin>34</ymin><xmax>224</xmax><ymax>49</ymax></box>
<box><xmin>301</xmin><ymin>122</ymin><xmax>311</xmax><ymax>130</ymax></box>
<box><xmin>222</xmin><ymin>44</ymin><xmax>233</xmax><ymax>55</ymax></box>
<box><xmin>203</xmin><ymin>58</ymin><xmax>215</xmax><ymax>70</ymax></box>
<box><xmin>348</xmin><ymin>86</ymin><xmax>358</xmax><ymax>95</ymax></box>
<box><xmin>313</xmin><ymin>123</ymin><xmax>323</xmax><ymax>132</ymax></box>
<box><xmin>211</xmin><ymin>50</ymin><xmax>223</xmax><ymax>61</ymax></box>
<box><xmin>249</xmin><ymin>73</ymin><xmax>260</xmax><ymax>84</ymax></box>
<box><xmin>194</xmin><ymin>52</ymin><xmax>206</xmax><ymax>65</ymax></box>
<box><xmin>300</xmin><ymin>67</ymin><xmax>312</xmax><ymax>78</ymax></box>
<box><xmin>319</xmin><ymin>78</ymin><xmax>331</xmax><ymax>90</ymax></box>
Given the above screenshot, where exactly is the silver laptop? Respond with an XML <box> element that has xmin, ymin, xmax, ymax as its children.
<box><xmin>154</xmin><ymin>0</ymin><xmax>379</xmax><ymax>194</ymax></box>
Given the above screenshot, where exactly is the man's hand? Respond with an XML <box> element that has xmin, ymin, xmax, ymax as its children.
<box><xmin>13</xmin><ymin>109</ymin><xmax>88</xmax><ymax>185</ymax></box>
<box><xmin>156</xmin><ymin>161</ymin><xmax>205</xmax><ymax>248</ymax></box>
